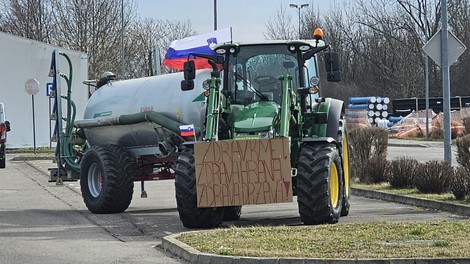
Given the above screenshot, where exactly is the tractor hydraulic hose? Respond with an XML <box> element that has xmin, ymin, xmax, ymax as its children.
<box><xmin>55</xmin><ymin>52</ymin><xmax>82</xmax><ymax>172</ymax></box>
<box><xmin>75</xmin><ymin>111</ymin><xmax>188</xmax><ymax>135</ymax></box>
<box><xmin>60</xmin><ymin>52</ymin><xmax>73</xmax><ymax>134</ymax></box>
<box><xmin>62</xmin><ymin>100</ymin><xmax>81</xmax><ymax>172</ymax></box>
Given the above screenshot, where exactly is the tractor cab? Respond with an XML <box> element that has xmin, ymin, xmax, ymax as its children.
<box><xmin>221</xmin><ymin>41</ymin><xmax>317</xmax><ymax>106</ymax></box>
<box><xmin>211</xmin><ymin>32</ymin><xmax>340</xmax><ymax>138</ymax></box>
<box><xmin>181</xmin><ymin>28</ymin><xmax>341</xmax><ymax>140</ymax></box>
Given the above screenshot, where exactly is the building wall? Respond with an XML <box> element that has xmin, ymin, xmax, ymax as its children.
<box><xmin>0</xmin><ymin>32</ymin><xmax>88</xmax><ymax>148</ymax></box>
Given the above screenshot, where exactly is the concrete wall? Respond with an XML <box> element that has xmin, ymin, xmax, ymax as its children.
<box><xmin>0</xmin><ymin>32</ymin><xmax>88</xmax><ymax>148</ymax></box>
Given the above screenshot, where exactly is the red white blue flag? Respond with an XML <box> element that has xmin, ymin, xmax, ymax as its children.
<box><xmin>179</xmin><ymin>124</ymin><xmax>195</xmax><ymax>137</ymax></box>
<box><xmin>162</xmin><ymin>28</ymin><xmax>232</xmax><ymax>70</ymax></box>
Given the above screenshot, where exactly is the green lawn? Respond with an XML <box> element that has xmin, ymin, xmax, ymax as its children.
<box><xmin>178</xmin><ymin>221</ymin><xmax>470</xmax><ymax>259</ymax></box>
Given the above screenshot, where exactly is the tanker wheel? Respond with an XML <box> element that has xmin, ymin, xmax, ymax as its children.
<box><xmin>340</xmin><ymin>126</ymin><xmax>351</xmax><ymax>216</ymax></box>
<box><xmin>174</xmin><ymin>148</ymin><xmax>224</xmax><ymax>228</ymax></box>
<box><xmin>297</xmin><ymin>144</ymin><xmax>343</xmax><ymax>224</ymax></box>
<box><xmin>223</xmin><ymin>206</ymin><xmax>242</xmax><ymax>221</ymax></box>
<box><xmin>80</xmin><ymin>145</ymin><xmax>134</xmax><ymax>214</ymax></box>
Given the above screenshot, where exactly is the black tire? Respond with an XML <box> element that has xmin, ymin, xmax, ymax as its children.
<box><xmin>297</xmin><ymin>144</ymin><xmax>343</xmax><ymax>224</ymax></box>
<box><xmin>80</xmin><ymin>145</ymin><xmax>134</xmax><ymax>214</ymax></box>
<box><xmin>223</xmin><ymin>206</ymin><xmax>242</xmax><ymax>221</ymax></box>
<box><xmin>0</xmin><ymin>143</ymin><xmax>5</xmax><ymax>169</ymax></box>
<box><xmin>340</xmin><ymin>125</ymin><xmax>351</xmax><ymax>216</ymax></box>
<box><xmin>174</xmin><ymin>148</ymin><xmax>224</xmax><ymax>228</ymax></box>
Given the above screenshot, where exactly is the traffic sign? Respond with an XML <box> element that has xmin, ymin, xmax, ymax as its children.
<box><xmin>46</xmin><ymin>83</ymin><xmax>53</xmax><ymax>96</ymax></box>
<box><xmin>423</xmin><ymin>29</ymin><xmax>466</xmax><ymax>67</ymax></box>
<box><xmin>25</xmin><ymin>78</ymin><xmax>40</xmax><ymax>95</ymax></box>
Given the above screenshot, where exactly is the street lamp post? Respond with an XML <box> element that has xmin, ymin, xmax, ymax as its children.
<box><xmin>289</xmin><ymin>3</ymin><xmax>309</xmax><ymax>39</ymax></box>
<box><xmin>121</xmin><ymin>0</ymin><xmax>125</xmax><ymax>79</ymax></box>
<box><xmin>214</xmin><ymin>0</ymin><xmax>217</xmax><ymax>30</ymax></box>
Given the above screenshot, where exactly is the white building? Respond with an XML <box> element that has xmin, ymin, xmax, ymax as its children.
<box><xmin>0</xmin><ymin>32</ymin><xmax>89</xmax><ymax>148</ymax></box>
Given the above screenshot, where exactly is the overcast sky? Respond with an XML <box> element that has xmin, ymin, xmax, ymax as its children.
<box><xmin>136</xmin><ymin>0</ymin><xmax>343</xmax><ymax>42</ymax></box>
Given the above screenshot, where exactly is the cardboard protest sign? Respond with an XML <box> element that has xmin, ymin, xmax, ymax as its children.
<box><xmin>195</xmin><ymin>138</ymin><xmax>293</xmax><ymax>207</ymax></box>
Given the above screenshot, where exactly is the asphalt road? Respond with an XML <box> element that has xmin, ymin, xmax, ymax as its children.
<box><xmin>0</xmin><ymin>158</ymin><xmax>186</xmax><ymax>264</ymax></box>
<box><xmin>387</xmin><ymin>138</ymin><xmax>457</xmax><ymax>164</ymax></box>
<box><xmin>0</xmin><ymin>142</ymin><xmax>466</xmax><ymax>263</ymax></box>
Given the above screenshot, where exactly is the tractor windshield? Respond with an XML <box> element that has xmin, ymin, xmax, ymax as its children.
<box><xmin>226</xmin><ymin>44</ymin><xmax>299</xmax><ymax>105</ymax></box>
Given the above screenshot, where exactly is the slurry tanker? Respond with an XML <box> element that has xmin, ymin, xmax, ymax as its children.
<box><xmin>49</xmin><ymin>28</ymin><xmax>350</xmax><ymax>228</ymax></box>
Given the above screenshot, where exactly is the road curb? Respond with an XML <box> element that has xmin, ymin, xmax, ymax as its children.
<box><xmin>161</xmin><ymin>187</ymin><xmax>470</xmax><ymax>264</ymax></box>
<box><xmin>162</xmin><ymin>233</ymin><xmax>470</xmax><ymax>264</ymax></box>
<box><xmin>351</xmin><ymin>187</ymin><xmax>470</xmax><ymax>217</ymax></box>
<box><xmin>387</xmin><ymin>143</ymin><xmax>427</xmax><ymax>148</ymax></box>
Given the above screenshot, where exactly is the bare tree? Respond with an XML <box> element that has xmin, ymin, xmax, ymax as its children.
<box><xmin>448</xmin><ymin>0</ymin><xmax>470</xmax><ymax>96</ymax></box>
<box><xmin>0</xmin><ymin>0</ymin><xmax>53</xmax><ymax>42</ymax></box>
<box><xmin>264</xmin><ymin>5</ymin><xmax>296</xmax><ymax>40</ymax></box>
<box><xmin>0</xmin><ymin>0</ymin><xmax>196</xmax><ymax>80</ymax></box>
<box><xmin>47</xmin><ymin>0</ymin><xmax>138</xmax><ymax>79</ymax></box>
<box><xmin>125</xmin><ymin>18</ymin><xmax>195</xmax><ymax>78</ymax></box>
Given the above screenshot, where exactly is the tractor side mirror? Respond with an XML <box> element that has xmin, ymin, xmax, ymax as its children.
<box><xmin>183</xmin><ymin>60</ymin><xmax>195</xmax><ymax>80</ymax></box>
<box><xmin>324</xmin><ymin>51</ymin><xmax>341</xmax><ymax>82</ymax></box>
<box><xmin>181</xmin><ymin>60</ymin><xmax>196</xmax><ymax>91</ymax></box>
<box><xmin>181</xmin><ymin>80</ymin><xmax>194</xmax><ymax>91</ymax></box>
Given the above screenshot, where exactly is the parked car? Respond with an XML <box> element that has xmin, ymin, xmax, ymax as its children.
<box><xmin>0</xmin><ymin>102</ymin><xmax>10</xmax><ymax>168</ymax></box>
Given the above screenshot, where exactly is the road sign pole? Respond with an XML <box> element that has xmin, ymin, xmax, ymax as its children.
<box><xmin>31</xmin><ymin>95</ymin><xmax>36</xmax><ymax>154</ymax></box>
<box><xmin>441</xmin><ymin>0</ymin><xmax>452</xmax><ymax>165</ymax></box>
<box><xmin>24</xmin><ymin>78</ymin><xmax>40</xmax><ymax>153</ymax></box>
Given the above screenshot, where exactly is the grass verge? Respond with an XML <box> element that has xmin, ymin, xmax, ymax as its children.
<box><xmin>178</xmin><ymin>221</ymin><xmax>470</xmax><ymax>259</ymax></box>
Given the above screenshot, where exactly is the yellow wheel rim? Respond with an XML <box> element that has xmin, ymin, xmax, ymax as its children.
<box><xmin>330</xmin><ymin>162</ymin><xmax>339</xmax><ymax>208</ymax></box>
<box><xmin>343</xmin><ymin>132</ymin><xmax>350</xmax><ymax>197</ymax></box>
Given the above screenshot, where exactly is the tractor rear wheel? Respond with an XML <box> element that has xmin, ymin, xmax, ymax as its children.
<box><xmin>80</xmin><ymin>145</ymin><xmax>134</xmax><ymax>213</ymax></box>
<box><xmin>340</xmin><ymin>126</ymin><xmax>351</xmax><ymax>216</ymax></box>
<box><xmin>297</xmin><ymin>144</ymin><xmax>343</xmax><ymax>224</ymax></box>
<box><xmin>223</xmin><ymin>206</ymin><xmax>242</xmax><ymax>221</ymax></box>
<box><xmin>174</xmin><ymin>148</ymin><xmax>224</xmax><ymax>228</ymax></box>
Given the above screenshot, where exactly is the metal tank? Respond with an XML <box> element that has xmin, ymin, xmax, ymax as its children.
<box><xmin>75</xmin><ymin>69</ymin><xmax>211</xmax><ymax>157</ymax></box>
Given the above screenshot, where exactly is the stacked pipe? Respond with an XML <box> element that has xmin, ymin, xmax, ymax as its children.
<box><xmin>347</xmin><ymin>96</ymin><xmax>391</xmax><ymax>127</ymax></box>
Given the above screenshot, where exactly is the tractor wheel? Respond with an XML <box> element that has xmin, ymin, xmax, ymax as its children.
<box><xmin>223</xmin><ymin>206</ymin><xmax>242</xmax><ymax>221</ymax></box>
<box><xmin>340</xmin><ymin>125</ymin><xmax>351</xmax><ymax>216</ymax></box>
<box><xmin>297</xmin><ymin>144</ymin><xmax>343</xmax><ymax>224</ymax></box>
<box><xmin>80</xmin><ymin>145</ymin><xmax>134</xmax><ymax>214</ymax></box>
<box><xmin>174</xmin><ymin>148</ymin><xmax>224</xmax><ymax>228</ymax></box>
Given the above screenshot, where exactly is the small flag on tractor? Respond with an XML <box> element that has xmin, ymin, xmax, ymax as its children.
<box><xmin>179</xmin><ymin>124</ymin><xmax>195</xmax><ymax>137</ymax></box>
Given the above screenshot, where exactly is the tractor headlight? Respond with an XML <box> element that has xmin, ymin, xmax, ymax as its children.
<box><xmin>310</xmin><ymin>76</ymin><xmax>320</xmax><ymax>86</ymax></box>
<box><xmin>258</xmin><ymin>130</ymin><xmax>274</xmax><ymax>138</ymax></box>
<box><xmin>235</xmin><ymin>130</ymin><xmax>274</xmax><ymax>139</ymax></box>
<box><xmin>299</xmin><ymin>45</ymin><xmax>311</xmax><ymax>51</ymax></box>
<box><xmin>202</xmin><ymin>79</ymin><xmax>210</xmax><ymax>90</ymax></box>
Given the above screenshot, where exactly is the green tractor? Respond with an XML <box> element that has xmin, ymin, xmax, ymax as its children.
<box><xmin>176</xmin><ymin>28</ymin><xmax>350</xmax><ymax>228</ymax></box>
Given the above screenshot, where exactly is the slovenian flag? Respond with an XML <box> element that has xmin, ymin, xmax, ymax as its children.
<box><xmin>179</xmin><ymin>124</ymin><xmax>195</xmax><ymax>137</ymax></box>
<box><xmin>162</xmin><ymin>28</ymin><xmax>232</xmax><ymax>70</ymax></box>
